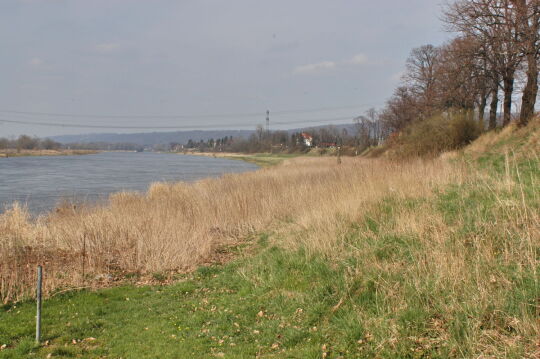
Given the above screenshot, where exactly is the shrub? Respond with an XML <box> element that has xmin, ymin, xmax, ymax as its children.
<box><xmin>395</xmin><ymin>111</ymin><xmax>482</xmax><ymax>157</ymax></box>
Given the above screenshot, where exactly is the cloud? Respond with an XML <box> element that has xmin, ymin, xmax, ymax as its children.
<box><xmin>293</xmin><ymin>61</ymin><xmax>336</xmax><ymax>74</ymax></box>
<box><xmin>28</xmin><ymin>57</ymin><xmax>43</xmax><ymax>66</ymax></box>
<box><xmin>346</xmin><ymin>54</ymin><xmax>368</xmax><ymax>65</ymax></box>
<box><xmin>94</xmin><ymin>43</ymin><xmax>120</xmax><ymax>53</ymax></box>
<box><xmin>294</xmin><ymin>53</ymin><xmax>369</xmax><ymax>74</ymax></box>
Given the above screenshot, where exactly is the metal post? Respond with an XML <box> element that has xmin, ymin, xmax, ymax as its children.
<box><xmin>36</xmin><ymin>265</ymin><xmax>42</xmax><ymax>344</ymax></box>
<box><xmin>82</xmin><ymin>234</ymin><xmax>86</xmax><ymax>284</ymax></box>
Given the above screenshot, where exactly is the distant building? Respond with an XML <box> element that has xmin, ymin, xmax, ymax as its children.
<box><xmin>301</xmin><ymin>132</ymin><xmax>313</xmax><ymax>147</ymax></box>
<box><xmin>318</xmin><ymin>142</ymin><xmax>337</xmax><ymax>148</ymax></box>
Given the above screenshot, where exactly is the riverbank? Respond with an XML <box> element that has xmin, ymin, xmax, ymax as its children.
<box><xmin>180</xmin><ymin>151</ymin><xmax>300</xmax><ymax>167</ymax></box>
<box><xmin>0</xmin><ymin>149</ymin><xmax>99</xmax><ymax>158</ymax></box>
<box><xmin>1</xmin><ymin>119</ymin><xmax>538</xmax><ymax>357</ymax></box>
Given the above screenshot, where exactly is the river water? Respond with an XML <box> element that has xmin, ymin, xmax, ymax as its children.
<box><xmin>0</xmin><ymin>152</ymin><xmax>258</xmax><ymax>214</ymax></box>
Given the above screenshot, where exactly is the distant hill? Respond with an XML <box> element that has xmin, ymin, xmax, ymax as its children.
<box><xmin>51</xmin><ymin>124</ymin><xmax>356</xmax><ymax>146</ymax></box>
<box><xmin>51</xmin><ymin>130</ymin><xmax>255</xmax><ymax>146</ymax></box>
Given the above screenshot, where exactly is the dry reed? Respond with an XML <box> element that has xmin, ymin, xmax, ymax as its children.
<box><xmin>0</xmin><ymin>157</ymin><xmax>459</xmax><ymax>303</ymax></box>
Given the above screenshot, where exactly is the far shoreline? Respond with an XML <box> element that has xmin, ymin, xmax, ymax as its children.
<box><xmin>0</xmin><ymin>149</ymin><xmax>99</xmax><ymax>158</ymax></box>
<box><xmin>178</xmin><ymin>151</ymin><xmax>300</xmax><ymax>167</ymax></box>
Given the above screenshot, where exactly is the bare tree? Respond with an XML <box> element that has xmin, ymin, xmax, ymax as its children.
<box><xmin>0</xmin><ymin>138</ymin><xmax>8</xmax><ymax>150</ymax></box>
<box><xmin>437</xmin><ymin>37</ymin><xmax>486</xmax><ymax>115</ymax></box>
<box><xmin>379</xmin><ymin>86</ymin><xmax>421</xmax><ymax>134</ymax></box>
<box><xmin>513</xmin><ymin>0</ymin><xmax>540</xmax><ymax>125</ymax></box>
<box><xmin>404</xmin><ymin>45</ymin><xmax>441</xmax><ymax>115</ymax></box>
<box><xmin>354</xmin><ymin>108</ymin><xmax>380</xmax><ymax>151</ymax></box>
<box><xmin>444</xmin><ymin>0</ymin><xmax>523</xmax><ymax>127</ymax></box>
<box><xmin>441</xmin><ymin>35</ymin><xmax>500</xmax><ymax>127</ymax></box>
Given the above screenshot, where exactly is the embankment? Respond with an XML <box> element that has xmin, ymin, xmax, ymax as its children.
<box><xmin>0</xmin><ymin>118</ymin><xmax>538</xmax><ymax>357</ymax></box>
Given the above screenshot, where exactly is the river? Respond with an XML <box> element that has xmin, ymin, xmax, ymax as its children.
<box><xmin>0</xmin><ymin>152</ymin><xmax>258</xmax><ymax>214</ymax></box>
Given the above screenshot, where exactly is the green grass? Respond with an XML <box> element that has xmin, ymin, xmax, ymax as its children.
<box><xmin>0</xmin><ymin>242</ymin><xmax>484</xmax><ymax>359</ymax></box>
<box><xmin>226</xmin><ymin>153</ymin><xmax>300</xmax><ymax>167</ymax></box>
<box><xmin>0</xmin><ymin>245</ymin><xmax>371</xmax><ymax>358</ymax></box>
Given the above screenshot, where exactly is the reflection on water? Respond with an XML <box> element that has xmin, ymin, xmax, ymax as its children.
<box><xmin>0</xmin><ymin>152</ymin><xmax>258</xmax><ymax>214</ymax></box>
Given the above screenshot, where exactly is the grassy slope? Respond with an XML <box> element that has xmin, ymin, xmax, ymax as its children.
<box><xmin>1</xmin><ymin>123</ymin><xmax>538</xmax><ymax>358</ymax></box>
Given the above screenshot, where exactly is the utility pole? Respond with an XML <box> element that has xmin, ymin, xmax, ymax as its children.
<box><xmin>266</xmin><ymin>110</ymin><xmax>271</xmax><ymax>153</ymax></box>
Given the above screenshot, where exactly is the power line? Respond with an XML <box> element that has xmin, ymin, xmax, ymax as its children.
<box><xmin>0</xmin><ymin>115</ymin><xmax>357</xmax><ymax>130</ymax></box>
<box><xmin>0</xmin><ymin>103</ymin><xmax>378</xmax><ymax>120</ymax></box>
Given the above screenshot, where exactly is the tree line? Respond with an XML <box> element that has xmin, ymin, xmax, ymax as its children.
<box><xmin>380</xmin><ymin>0</ymin><xmax>539</xmax><ymax>134</ymax></box>
<box><xmin>360</xmin><ymin>0</ymin><xmax>540</xmax><ymax>156</ymax></box>
<box><xmin>0</xmin><ymin>135</ymin><xmax>147</xmax><ymax>152</ymax></box>
<box><xmin>0</xmin><ymin>135</ymin><xmax>61</xmax><ymax>151</ymax></box>
<box><xmin>178</xmin><ymin>125</ymin><xmax>356</xmax><ymax>154</ymax></box>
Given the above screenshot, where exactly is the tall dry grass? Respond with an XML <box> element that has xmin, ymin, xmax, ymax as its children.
<box><xmin>269</xmin><ymin>150</ymin><xmax>539</xmax><ymax>356</ymax></box>
<box><xmin>0</xmin><ymin>157</ymin><xmax>460</xmax><ymax>303</ymax></box>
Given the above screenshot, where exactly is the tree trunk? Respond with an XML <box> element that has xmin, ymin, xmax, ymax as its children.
<box><xmin>515</xmin><ymin>0</ymin><xmax>539</xmax><ymax>126</ymax></box>
<box><xmin>502</xmin><ymin>71</ymin><xmax>515</xmax><ymax>126</ymax></box>
<box><xmin>478</xmin><ymin>92</ymin><xmax>487</xmax><ymax>128</ymax></box>
<box><xmin>519</xmin><ymin>52</ymin><xmax>539</xmax><ymax>126</ymax></box>
<box><xmin>489</xmin><ymin>83</ymin><xmax>499</xmax><ymax>130</ymax></box>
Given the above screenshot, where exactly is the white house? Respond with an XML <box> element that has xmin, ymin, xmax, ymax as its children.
<box><xmin>301</xmin><ymin>132</ymin><xmax>313</xmax><ymax>147</ymax></box>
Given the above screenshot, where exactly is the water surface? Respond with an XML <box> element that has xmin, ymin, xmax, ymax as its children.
<box><xmin>0</xmin><ymin>152</ymin><xmax>258</xmax><ymax>214</ymax></box>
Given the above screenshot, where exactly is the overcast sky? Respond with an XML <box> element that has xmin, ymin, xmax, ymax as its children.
<box><xmin>0</xmin><ymin>0</ymin><xmax>449</xmax><ymax>137</ymax></box>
